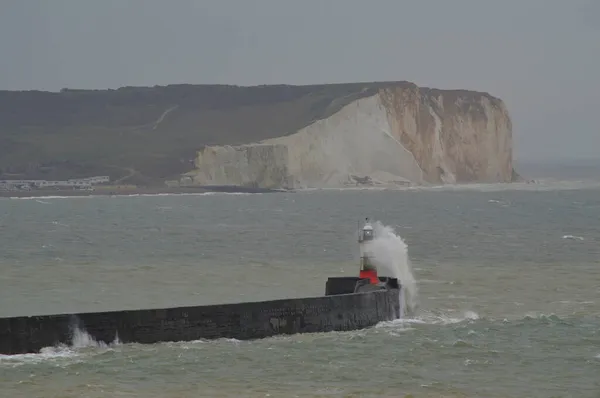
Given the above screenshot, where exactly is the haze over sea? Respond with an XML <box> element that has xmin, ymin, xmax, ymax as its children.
<box><xmin>1</xmin><ymin>182</ymin><xmax>599</xmax><ymax>397</ymax></box>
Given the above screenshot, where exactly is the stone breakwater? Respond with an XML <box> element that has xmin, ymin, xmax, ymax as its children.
<box><xmin>183</xmin><ymin>84</ymin><xmax>514</xmax><ymax>189</ymax></box>
<box><xmin>0</xmin><ymin>280</ymin><xmax>400</xmax><ymax>355</ymax></box>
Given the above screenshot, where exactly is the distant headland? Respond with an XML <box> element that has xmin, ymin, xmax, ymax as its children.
<box><xmin>0</xmin><ymin>81</ymin><xmax>519</xmax><ymax>193</ymax></box>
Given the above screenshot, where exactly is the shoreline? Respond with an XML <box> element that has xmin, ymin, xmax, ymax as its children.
<box><xmin>2</xmin><ymin>179</ymin><xmax>598</xmax><ymax>199</ymax></box>
<box><xmin>0</xmin><ymin>185</ymin><xmax>291</xmax><ymax>199</ymax></box>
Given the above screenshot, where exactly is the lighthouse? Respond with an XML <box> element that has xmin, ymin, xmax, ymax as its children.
<box><xmin>358</xmin><ymin>218</ymin><xmax>379</xmax><ymax>284</ymax></box>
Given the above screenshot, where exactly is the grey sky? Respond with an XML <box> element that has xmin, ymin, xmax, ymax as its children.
<box><xmin>1</xmin><ymin>0</ymin><xmax>598</xmax><ymax>161</ymax></box>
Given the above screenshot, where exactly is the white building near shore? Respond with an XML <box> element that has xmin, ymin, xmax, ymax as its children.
<box><xmin>0</xmin><ymin>176</ymin><xmax>110</xmax><ymax>190</ymax></box>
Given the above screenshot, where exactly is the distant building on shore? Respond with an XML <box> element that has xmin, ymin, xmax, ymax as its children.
<box><xmin>0</xmin><ymin>176</ymin><xmax>110</xmax><ymax>191</ymax></box>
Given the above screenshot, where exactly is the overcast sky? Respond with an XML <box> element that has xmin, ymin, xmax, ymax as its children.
<box><xmin>1</xmin><ymin>0</ymin><xmax>598</xmax><ymax>162</ymax></box>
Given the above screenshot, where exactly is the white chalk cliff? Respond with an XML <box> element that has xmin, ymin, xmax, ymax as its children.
<box><xmin>183</xmin><ymin>84</ymin><xmax>514</xmax><ymax>189</ymax></box>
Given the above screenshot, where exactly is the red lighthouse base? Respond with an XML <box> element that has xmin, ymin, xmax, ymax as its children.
<box><xmin>359</xmin><ymin>269</ymin><xmax>379</xmax><ymax>285</ymax></box>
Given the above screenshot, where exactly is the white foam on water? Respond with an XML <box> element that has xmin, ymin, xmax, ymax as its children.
<box><xmin>403</xmin><ymin>310</ymin><xmax>479</xmax><ymax>325</ymax></box>
<box><xmin>0</xmin><ymin>346</ymin><xmax>79</xmax><ymax>366</ymax></box>
<box><xmin>376</xmin><ymin>310</ymin><xmax>480</xmax><ymax>329</ymax></box>
<box><xmin>0</xmin><ymin>325</ymin><xmax>120</xmax><ymax>366</ymax></box>
<box><xmin>5</xmin><ymin>192</ymin><xmax>262</xmax><ymax>200</ymax></box>
<box><xmin>562</xmin><ymin>234</ymin><xmax>585</xmax><ymax>241</ymax></box>
<box><xmin>7</xmin><ymin>195</ymin><xmax>95</xmax><ymax>200</ymax></box>
<box><xmin>366</xmin><ymin>221</ymin><xmax>419</xmax><ymax>316</ymax></box>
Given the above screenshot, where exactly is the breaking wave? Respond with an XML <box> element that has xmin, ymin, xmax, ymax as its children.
<box><xmin>367</xmin><ymin>221</ymin><xmax>418</xmax><ymax>316</ymax></box>
<box><xmin>0</xmin><ymin>325</ymin><xmax>120</xmax><ymax>366</ymax></box>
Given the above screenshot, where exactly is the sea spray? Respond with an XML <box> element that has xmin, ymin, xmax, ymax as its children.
<box><xmin>367</xmin><ymin>221</ymin><xmax>418</xmax><ymax>315</ymax></box>
<box><xmin>71</xmin><ymin>327</ymin><xmax>118</xmax><ymax>349</ymax></box>
<box><xmin>69</xmin><ymin>316</ymin><xmax>121</xmax><ymax>349</ymax></box>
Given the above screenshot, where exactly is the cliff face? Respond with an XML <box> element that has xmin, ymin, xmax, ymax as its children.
<box><xmin>186</xmin><ymin>144</ymin><xmax>293</xmax><ymax>189</ymax></box>
<box><xmin>380</xmin><ymin>86</ymin><xmax>513</xmax><ymax>184</ymax></box>
<box><xmin>0</xmin><ymin>82</ymin><xmax>513</xmax><ymax>186</ymax></box>
<box><xmin>185</xmin><ymin>84</ymin><xmax>513</xmax><ymax>188</ymax></box>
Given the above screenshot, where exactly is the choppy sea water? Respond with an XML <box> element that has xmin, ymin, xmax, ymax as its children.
<box><xmin>1</xmin><ymin>183</ymin><xmax>599</xmax><ymax>398</ymax></box>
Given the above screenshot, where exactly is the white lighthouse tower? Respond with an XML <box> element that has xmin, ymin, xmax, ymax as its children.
<box><xmin>358</xmin><ymin>218</ymin><xmax>379</xmax><ymax>283</ymax></box>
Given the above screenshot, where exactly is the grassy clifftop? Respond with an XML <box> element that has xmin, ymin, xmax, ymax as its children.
<box><xmin>0</xmin><ymin>81</ymin><xmax>496</xmax><ymax>185</ymax></box>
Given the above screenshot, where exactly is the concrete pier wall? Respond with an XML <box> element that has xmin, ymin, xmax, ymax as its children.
<box><xmin>0</xmin><ymin>287</ymin><xmax>400</xmax><ymax>355</ymax></box>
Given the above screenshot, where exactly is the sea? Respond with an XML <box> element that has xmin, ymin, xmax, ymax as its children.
<box><xmin>1</xmin><ymin>181</ymin><xmax>599</xmax><ymax>398</ymax></box>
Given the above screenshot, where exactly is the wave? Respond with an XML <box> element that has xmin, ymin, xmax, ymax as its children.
<box><xmin>0</xmin><ymin>326</ymin><xmax>120</xmax><ymax>366</ymax></box>
<box><xmin>7</xmin><ymin>195</ymin><xmax>96</xmax><ymax>200</ymax></box>
<box><xmin>562</xmin><ymin>234</ymin><xmax>585</xmax><ymax>241</ymax></box>
<box><xmin>166</xmin><ymin>337</ymin><xmax>242</xmax><ymax>350</ymax></box>
<box><xmin>375</xmin><ymin>309</ymin><xmax>594</xmax><ymax>332</ymax></box>
<box><xmin>110</xmin><ymin>192</ymin><xmax>260</xmax><ymax>198</ymax></box>
<box><xmin>0</xmin><ymin>346</ymin><xmax>81</xmax><ymax>367</ymax></box>
<box><xmin>376</xmin><ymin>310</ymin><xmax>480</xmax><ymax>328</ymax></box>
<box><xmin>519</xmin><ymin>313</ymin><xmax>573</xmax><ymax>323</ymax></box>
<box><xmin>5</xmin><ymin>192</ymin><xmax>262</xmax><ymax>200</ymax></box>
<box><xmin>409</xmin><ymin>180</ymin><xmax>600</xmax><ymax>192</ymax></box>
<box><xmin>294</xmin><ymin>179</ymin><xmax>600</xmax><ymax>193</ymax></box>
